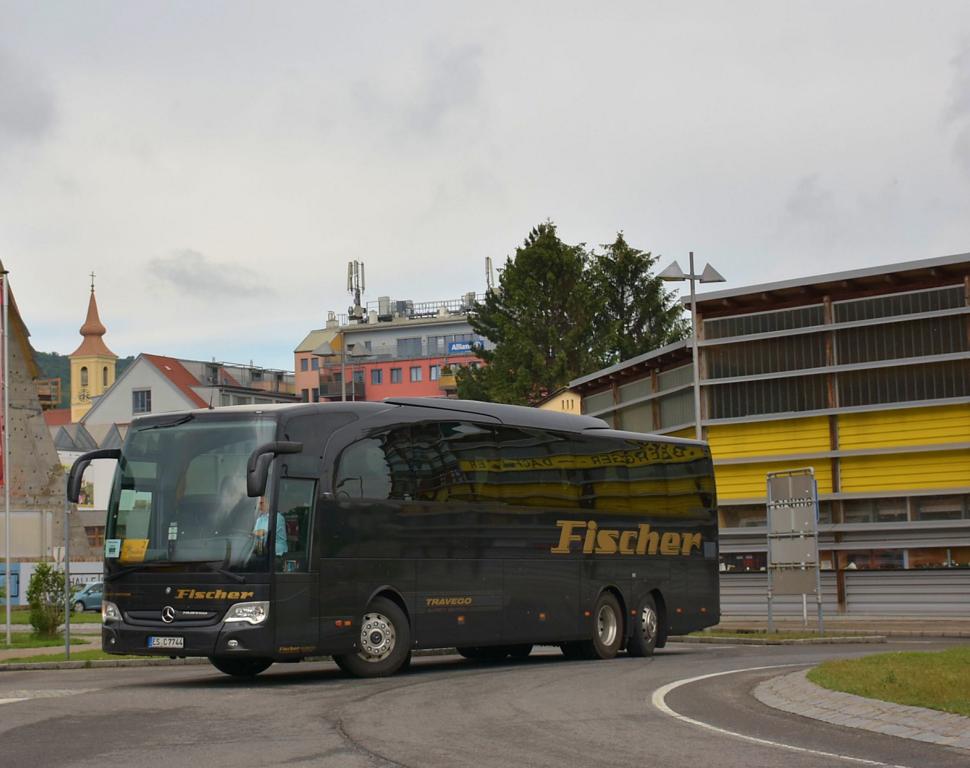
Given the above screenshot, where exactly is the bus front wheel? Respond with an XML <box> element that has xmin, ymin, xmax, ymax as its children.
<box><xmin>209</xmin><ymin>656</ymin><xmax>273</xmax><ymax>678</ymax></box>
<box><xmin>335</xmin><ymin>596</ymin><xmax>412</xmax><ymax>678</ymax></box>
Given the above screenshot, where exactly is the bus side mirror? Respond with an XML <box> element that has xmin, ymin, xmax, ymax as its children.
<box><xmin>67</xmin><ymin>448</ymin><xmax>121</xmax><ymax>503</ymax></box>
<box><xmin>246</xmin><ymin>441</ymin><xmax>303</xmax><ymax>497</ymax></box>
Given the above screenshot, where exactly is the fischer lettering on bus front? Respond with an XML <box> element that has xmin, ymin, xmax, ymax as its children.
<box><xmin>550</xmin><ymin>521</ymin><xmax>702</xmax><ymax>556</ymax></box>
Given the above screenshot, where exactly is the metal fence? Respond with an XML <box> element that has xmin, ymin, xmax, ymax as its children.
<box><xmin>719</xmin><ymin>569</ymin><xmax>970</xmax><ymax>617</ymax></box>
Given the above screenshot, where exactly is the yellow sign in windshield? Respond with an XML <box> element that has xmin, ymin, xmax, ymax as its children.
<box><xmin>119</xmin><ymin>538</ymin><xmax>148</xmax><ymax>563</ymax></box>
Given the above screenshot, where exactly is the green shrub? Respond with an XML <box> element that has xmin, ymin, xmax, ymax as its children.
<box><xmin>26</xmin><ymin>563</ymin><xmax>68</xmax><ymax>637</ymax></box>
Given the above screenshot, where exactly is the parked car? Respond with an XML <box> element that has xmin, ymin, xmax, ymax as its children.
<box><xmin>72</xmin><ymin>581</ymin><xmax>103</xmax><ymax>612</ymax></box>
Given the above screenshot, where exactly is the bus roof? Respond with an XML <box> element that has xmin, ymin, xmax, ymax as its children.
<box><xmin>383</xmin><ymin>397</ymin><xmax>609</xmax><ymax>431</ymax></box>
<box><xmin>130</xmin><ymin>398</ymin><xmax>706</xmax><ymax>442</ymax></box>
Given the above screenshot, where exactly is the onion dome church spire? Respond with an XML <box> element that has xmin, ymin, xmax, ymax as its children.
<box><xmin>71</xmin><ymin>272</ymin><xmax>115</xmax><ymax>358</ymax></box>
<box><xmin>69</xmin><ymin>272</ymin><xmax>117</xmax><ymax>422</ymax></box>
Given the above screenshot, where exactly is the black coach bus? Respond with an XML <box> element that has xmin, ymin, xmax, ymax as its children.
<box><xmin>67</xmin><ymin>397</ymin><xmax>718</xmax><ymax>678</ymax></box>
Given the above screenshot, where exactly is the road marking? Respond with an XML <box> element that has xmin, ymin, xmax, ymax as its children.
<box><xmin>0</xmin><ymin>689</ymin><xmax>96</xmax><ymax>706</ymax></box>
<box><xmin>651</xmin><ymin>664</ymin><xmax>913</xmax><ymax>768</ymax></box>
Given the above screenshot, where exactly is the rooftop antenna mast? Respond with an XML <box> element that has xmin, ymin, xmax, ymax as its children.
<box><xmin>485</xmin><ymin>256</ymin><xmax>494</xmax><ymax>293</ymax></box>
<box><xmin>347</xmin><ymin>260</ymin><xmax>365</xmax><ymax>321</ymax></box>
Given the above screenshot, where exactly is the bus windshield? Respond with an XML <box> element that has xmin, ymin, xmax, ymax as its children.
<box><xmin>104</xmin><ymin>416</ymin><xmax>277</xmax><ymax>572</ymax></box>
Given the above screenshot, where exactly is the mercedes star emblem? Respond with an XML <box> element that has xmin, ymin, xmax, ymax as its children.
<box><xmin>161</xmin><ymin>605</ymin><xmax>177</xmax><ymax>623</ymax></box>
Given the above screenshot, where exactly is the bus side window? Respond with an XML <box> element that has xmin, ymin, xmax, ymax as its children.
<box><xmin>334</xmin><ymin>433</ymin><xmax>411</xmax><ymax>500</ymax></box>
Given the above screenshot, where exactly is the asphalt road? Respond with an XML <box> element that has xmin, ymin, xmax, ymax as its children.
<box><xmin>1</xmin><ymin>640</ymin><xmax>968</xmax><ymax>768</ymax></box>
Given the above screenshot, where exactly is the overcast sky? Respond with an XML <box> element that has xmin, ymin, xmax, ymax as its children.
<box><xmin>4</xmin><ymin>2</ymin><xmax>970</xmax><ymax>371</ymax></box>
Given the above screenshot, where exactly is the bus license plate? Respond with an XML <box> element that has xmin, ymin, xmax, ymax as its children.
<box><xmin>148</xmin><ymin>636</ymin><xmax>184</xmax><ymax>649</ymax></box>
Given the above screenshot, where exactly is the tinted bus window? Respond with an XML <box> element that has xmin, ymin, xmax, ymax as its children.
<box><xmin>411</xmin><ymin>421</ymin><xmax>493</xmax><ymax>503</ymax></box>
<box><xmin>335</xmin><ymin>430</ymin><xmax>411</xmax><ymax>500</ymax></box>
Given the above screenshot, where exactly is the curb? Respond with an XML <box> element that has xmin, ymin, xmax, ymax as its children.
<box><xmin>0</xmin><ymin>646</ymin><xmax>460</xmax><ymax>672</ymax></box>
<box><xmin>755</xmin><ymin>668</ymin><xmax>970</xmax><ymax>751</ymax></box>
<box><xmin>671</xmin><ymin>635</ymin><xmax>887</xmax><ymax>646</ymax></box>
<box><xmin>718</xmin><ymin>627</ymin><xmax>970</xmax><ymax>639</ymax></box>
<box><xmin>0</xmin><ymin>657</ymin><xmax>211</xmax><ymax>671</ymax></box>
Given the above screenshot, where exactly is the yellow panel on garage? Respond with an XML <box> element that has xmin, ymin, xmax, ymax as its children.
<box><xmin>713</xmin><ymin>459</ymin><xmax>833</xmax><ymax>500</ymax></box>
<box><xmin>839</xmin><ymin>404</ymin><xmax>970</xmax><ymax>450</ymax></box>
<box><xmin>840</xmin><ymin>450</ymin><xmax>970</xmax><ymax>492</ymax></box>
<box><xmin>664</xmin><ymin>427</ymin><xmax>695</xmax><ymax>439</ymax></box>
<box><xmin>708</xmin><ymin>416</ymin><xmax>830</xmax><ymax>460</ymax></box>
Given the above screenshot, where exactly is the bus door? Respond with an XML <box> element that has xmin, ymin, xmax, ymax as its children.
<box><xmin>272</xmin><ymin>477</ymin><xmax>318</xmax><ymax>652</ymax></box>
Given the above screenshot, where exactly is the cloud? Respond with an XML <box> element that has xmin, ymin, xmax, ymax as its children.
<box><xmin>774</xmin><ymin>174</ymin><xmax>849</xmax><ymax>251</ymax></box>
<box><xmin>944</xmin><ymin>40</ymin><xmax>970</xmax><ymax>182</ymax></box>
<box><xmin>148</xmin><ymin>249</ymin><xmax>269</xmax><ymax>298</ymax></box>
<box><xmin>353</xmin><ymin>42</ymin><xmax>484</xmax><ymax>138</ymax></box>
<box><xmin>945</xmin><ymin>40</ymin><xmax>970</xmax><ymax>123</ymax></box>
<box><xmin>408</xmin><ymin>44</ymin><xmax>484</xmax><ymax>134</ymax></box>
<box><xmin>785</xmin><ymin>175</ymin><xmax>836</xmax><ymax>220</ymax></box>
<box><xmin>0</xmin><ymin>49</ymin><xmax>55</xmax><ymax>144</ymax></box>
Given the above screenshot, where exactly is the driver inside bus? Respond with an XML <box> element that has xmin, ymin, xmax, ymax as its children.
<box><xmin>253</xmin><ymin>495</ymin><xmax>288</xmax><ymax>558</ymax></box>
<box><xmin>219</xmin><ymin>476</ymin><xmax>287</xmax><ymax>559</ymax></box>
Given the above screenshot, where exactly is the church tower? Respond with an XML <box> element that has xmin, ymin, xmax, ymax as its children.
<box><xmin>70</xmin><ymin>273</ymin><xmax>117</xmax><ymax>422</ymax></box>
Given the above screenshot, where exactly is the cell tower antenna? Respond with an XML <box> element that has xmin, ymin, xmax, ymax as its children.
<box><xmin>347</xmin><ymin>260</ymin><xmax>365</xmax><ymax>320</ymax></box>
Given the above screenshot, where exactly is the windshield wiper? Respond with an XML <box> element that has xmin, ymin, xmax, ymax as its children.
<box><xmin>201</xmin><ymin>561</ymin><xmax>246</xmax><ymax>583</ymax></box>
<box><xmin>107</xmin><ymin>560</ymin><xmax>246</xmax><ymax>583</ymax></box>
<box><xmin>105</xmin><ymin>562</ymin><xmax>168</xmax><ymax>581</ymax></box>
<box><xmin>137</xmin><ymin>414</ymin><xmax>195</xmax><ymax>432</ymax></box>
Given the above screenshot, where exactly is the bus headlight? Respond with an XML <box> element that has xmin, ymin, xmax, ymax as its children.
<box><xmin>224</xmin><ymin>601</ymin><xmax>269</xmax><ymax>625</ymax></box>
<box><xmin>102</xmin><ymin>601</ymin><xmax>121</xmax><ymax>623</ymax></box>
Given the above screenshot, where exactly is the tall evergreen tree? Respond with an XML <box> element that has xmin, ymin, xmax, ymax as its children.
<box><xmin>459</xmin><ymin>222</ymin><xmax>601</xmax><ymax>404</ymax></box>
<box><xmin>588</xmin><ymin>233</ymin><xmax>688</xmax><ymax>364</ymax></box>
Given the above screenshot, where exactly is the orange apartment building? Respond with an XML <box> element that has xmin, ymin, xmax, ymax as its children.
<box><xmin>294</xmin><ymin>294</ymin><xmax>488</xmax><ymax>402</ymax></box>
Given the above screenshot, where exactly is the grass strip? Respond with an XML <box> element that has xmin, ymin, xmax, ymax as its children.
<box><xmin>3</xmin><ymin>609</ymin><xmax>102</xmax><ymax>625</ymax></box>
<box><xmin>693</xmin><ymin>629</ymin><xmax>867</xmax><ymax>640</ymax></box>
<box><xmin>2</xmin><ymin>632</ymin><xmax>90</xmax><ymax>649</ymax></box>
<box><xmin>807</xmin><ymin>646</ymin><xmax>970</xmax><ymax>717</ymax></box>
<box><xmin>1</xmin><ymin>649</ymin><xmax>139</xmax><ymax>664</ymax></box>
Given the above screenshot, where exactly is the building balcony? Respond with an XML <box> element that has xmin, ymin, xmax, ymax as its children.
<box><xmin>319</xmin><ymin>379</ymin><xmax>366</xmax><ymax>401</ymax></box>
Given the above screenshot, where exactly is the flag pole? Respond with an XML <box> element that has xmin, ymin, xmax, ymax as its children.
<box><xmin>2</xmin><ymin>269</ymin><xmax>10</xmax><ymax>646</ymax></box>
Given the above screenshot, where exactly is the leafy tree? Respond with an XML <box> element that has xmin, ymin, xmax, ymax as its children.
<box><xmin>460</xmin><ymin>222</ymin><xmax>602</xmax><ymax>404</ymax></box>
<box><xmin>26</xmin><ymin>562</ymin><xmax>69</xmax><ymax>637</ymax></box>
<box><xmin>588</xmin><ymin>233</ymin><xmax>688</xmax><ymax>364</ymax></box>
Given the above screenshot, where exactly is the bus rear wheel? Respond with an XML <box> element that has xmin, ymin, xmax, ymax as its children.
<box><xmin>334</xmin><ymin>596</ymin><xmax>411</xmax><ymax>678</ymax></box>
<box><xmin>627</xmin><ymin>595</ymin><xmax>659</xmax><ymax>658</ymax></box>
<box><xmin>576</xmin><ymin>592</ymin><xmax>624</xmax><ymax>660</ymax></box>
<box><xmin>209</xmin><ymin>656</ymin><xmax>273</xmax><ymax>678</ymax></box>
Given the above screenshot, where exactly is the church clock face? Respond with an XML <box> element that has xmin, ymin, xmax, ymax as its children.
<box><xmin>78</xmin><ymin>388</ymin><xmax>89</xmax><ymax>402</ymax></box>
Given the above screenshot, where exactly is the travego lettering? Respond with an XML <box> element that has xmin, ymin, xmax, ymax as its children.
<box><xmin>425</xmin><ymin>597</ymin><xmax>473</xmax><ymax>608</ymax></box>
<box><xmin>551</xmin><ymin>520</ymin><xmax>702</xmax><ymax>556</ymax></box>
<box><xmin>175</xmin><ymin>588</ymin><xmax>255</xmax><ymax>600</ymax></box>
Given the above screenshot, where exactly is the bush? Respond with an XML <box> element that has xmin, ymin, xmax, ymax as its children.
<box><xmin>26</xmin><ymin>563</ymin><xmax>68</xmax><ymax>637</ymax></box>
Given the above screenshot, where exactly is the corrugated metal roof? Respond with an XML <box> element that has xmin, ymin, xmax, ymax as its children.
<box><xmin>569</xmin><ymin>339</ymin><xmax>690</xmax><ymax>389</ymax></box>
<box><xmin>686</xmin><ymin>252</ymin><xmax>970</xmax><ymax>307</ymax></box>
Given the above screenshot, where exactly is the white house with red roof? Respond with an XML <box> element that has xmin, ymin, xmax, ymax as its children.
<box><xmin>79</xmin><ymin>353</ymin><xmax>298</xmax><ymax>426</ymax></box>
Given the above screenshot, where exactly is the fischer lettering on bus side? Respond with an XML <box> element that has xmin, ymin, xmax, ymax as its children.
<box><xmin>551</xmin><ymin>520</ymin><xmax>702</xmax><ymax>556</ymax></box>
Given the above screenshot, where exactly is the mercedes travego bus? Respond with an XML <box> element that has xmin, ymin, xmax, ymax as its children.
<box><xmin>67</xmin><ymin>398</ymin><xmax>719</xmax><ymax>678</ymax></box>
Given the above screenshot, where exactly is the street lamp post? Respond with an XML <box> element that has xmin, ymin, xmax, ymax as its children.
<box><xmin>344</xmin><ymin>343</ymin><xmax>355</xmax><ymax>401</ymax></box>
<box><xmin>658</xmin><ymin>252</ymin><xmax>726</xmax><ymax>442</ymax></box>
<box><xmin>311</xmin><ymin>340</ymin><xmax>358</xmax><ymax>402</ymax></box>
